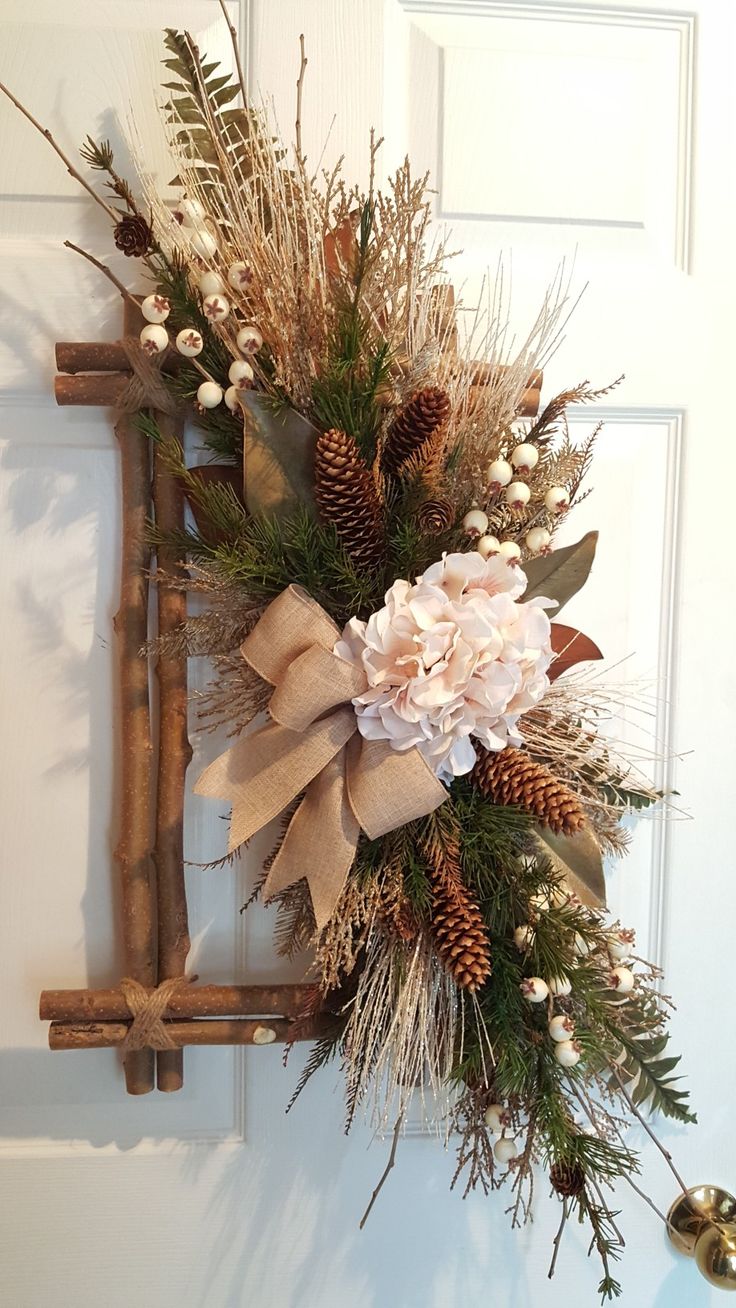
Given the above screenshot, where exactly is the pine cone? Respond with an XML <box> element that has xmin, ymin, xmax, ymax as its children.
<box><xmin>549</xmin><ymin>1162</ymin><xmax>586</xmax><ymax>1197</ymax></box>
<box><xmin>314</xmin><ymin>428</ymin><xmax>385</xmax><ymax>571</ymax></box>
<box><xmin>416</xmin><ymin>497</ymin><xmax>454</xmax><ymax>534</ymax></box>
<box><xmin>471</xmin><ymin>747</ymin><xmax>585</xmax><ymax>836</ymax></box>
<box><xmin>114</xmin><ymin>213</ymin><xmax>153</xmax><ymax>258</ymax></box>
<box><xmin>428</xmin><ymin>838</ymin><xmax>491</xmax><ymax>993</ymax></box>
<box><xmin>382</xmin><ymin>387</ymin><xmax>450</xmax><ymax>477</ymax></box>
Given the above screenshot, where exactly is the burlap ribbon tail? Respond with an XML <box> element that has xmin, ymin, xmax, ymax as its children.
<box><xmin>195</xmin><ymin>586</ymin><xmax>447</xmax><ymax>928</ymax></box>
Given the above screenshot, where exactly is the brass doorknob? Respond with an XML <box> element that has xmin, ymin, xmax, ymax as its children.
<box><xmin>667</xmin><ymin>1186</ymin><xmax>736</xmax><ymax>1289</ymax></box>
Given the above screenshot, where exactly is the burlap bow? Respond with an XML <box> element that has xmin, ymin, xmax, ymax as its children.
<box><xmin>195</xmin><ymin>585</ymin><xmax>448</xmax><ymax>928</ymax></box>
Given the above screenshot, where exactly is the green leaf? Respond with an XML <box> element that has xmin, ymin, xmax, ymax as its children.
<box><xmin>599</xmin><ymin>781</ymin><xmax>664</xmax><ymax>811</ymax></box>
<box><xmin>536</xmin><ymin>823</ymin><xmax>606</xmax><ymax>908</ymax></box>
<box><xmin>524</xmin><ymin>531</ymin><xmax>598</xmax><ymax>612</ymax></box>
<box><xmin>241</xmin><ymin>394</ymin><xmax>318</xmax><ymax>519</ymax></box>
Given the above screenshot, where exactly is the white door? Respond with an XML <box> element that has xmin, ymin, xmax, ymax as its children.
<box><xmin>1</xmin><ymin>2</ymin><xmax>733</xmax><ymax>1305</ymax></box>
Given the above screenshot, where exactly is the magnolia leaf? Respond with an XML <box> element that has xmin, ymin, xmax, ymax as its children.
<box><xmin>536</xmin><ymin>823</ymin><xmax>606</xmax><ymax>908</ymax></box>
<box><xmin>549</xmin><ymin>622</ymin><xmax>603</xmax><ymax>681</ymax></box>
<box><xmin>524</xmin><ymin>531</ymin><xmax>598</xmax><ymax>612</ymax></box>
<box><xmin>241</xmin><ymin>394</ymin><xmax>317</xmax><ymax>519</ymax></box>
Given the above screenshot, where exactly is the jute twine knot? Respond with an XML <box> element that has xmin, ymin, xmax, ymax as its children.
<box><xmin>120</xmin><ymin>976</ymin><xmax>191</xmax><ymax>1052</ymax></box>
<box><xmin>117</xmin><ymin>337</ymin><xmax>178</xmax><ymax>416</ymax></box>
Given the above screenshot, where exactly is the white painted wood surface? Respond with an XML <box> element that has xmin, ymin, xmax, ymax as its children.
<box><xmin>0</xmin><ymin>2</ymin><xmax>734</xmax><ymax>1304</ymax></box>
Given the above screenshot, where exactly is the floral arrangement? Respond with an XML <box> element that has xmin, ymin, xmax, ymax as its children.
<box><xmin>2</xmin><ymin>15</ymin><xmax>693</xmax><ymax>1300</ymax></box>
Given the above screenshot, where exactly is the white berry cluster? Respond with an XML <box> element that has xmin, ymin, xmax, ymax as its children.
<box><xmin>462</xmin><ymin>431</ymin><xmax>570</xmax><ymax>563</ymax></box>
<box><xmin>138</xmin><ymin>198</ymin><xmax>264</xmax><ymax>415</ymax></box>
<box><xmin>513</xmin><ymin>895</ymin><xmax>639</xmax><ymax>1072</ymax></box>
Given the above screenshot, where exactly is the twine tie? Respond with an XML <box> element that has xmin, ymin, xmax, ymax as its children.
<box><xmin>119</xmin><ymin>976</ymin><xmax>190</xmax><ymax>1052</ymax></box>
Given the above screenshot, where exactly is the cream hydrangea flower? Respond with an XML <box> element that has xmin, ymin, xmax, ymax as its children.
<box><xmin>334</xmin><ymin>551</ymin><xmax>554</xmax><ymax>783</ymax></box>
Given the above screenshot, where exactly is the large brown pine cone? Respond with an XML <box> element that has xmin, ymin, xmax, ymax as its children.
<box><xmin>428</xmin><ymin>840</ymin><xmax>491</xmax><ymax>993</ymax></box>
<box><xmin>382</xmin><ymin>387</ymin><xmax>451</xmax><ymax>477</ymax></box>
<box><xmin>471</xmin><ymin>747</ymin><xmax>585</xmax><ymax>837</ymax></box>
<box><xmin>114</xmin><ymin>213</ymin><xmax>154</xmax><ymax>258</ymax></box>
<box><xmin>314</xmin><ymin>428</ymin><xmax>386</xmax><ymax>572</ymax></box>
<box><xmin>549</xmin><ymin>1162</ymin><xmax>586</xmax><ymax>1197</ymax></box>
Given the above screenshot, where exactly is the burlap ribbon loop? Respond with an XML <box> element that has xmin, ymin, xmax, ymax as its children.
<box><xmin>195</xmin><ymin>585</ymin><xmax>447</xmax><ymax>928</ymax></box>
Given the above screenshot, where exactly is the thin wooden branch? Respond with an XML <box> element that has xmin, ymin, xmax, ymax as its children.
<box><xmin>216</xmin><ymin>0</ymin><xmax>248</xmax><ymax>107</ymax></box>
<box><xmin>40</xmin><ymin>983</ymin><xmax>318</xmax><ymax>1023</ymax></box>
<box><xmin>612</xmin><ymin>1069</ymin><xmax>690</xmax><ymax>1196</ymax></box>
<box><xmin>295</xmin><ymin>34</ymin><xmax>307</xmax><ymax>166</ymax></box>
<box><xmin>113</xmin><ymin>298</ymin><xmax>157</xmax><ymax>1094</ymax></box>
<box><xmin>63</xmin><ymin>242</ymin><xmax>139</xmax><ymax>306</ymax></box>
<box><xmin>152</xmin><ymin>414</ymin><xmax>193</xmax><ymax>1092</ymax></box>
<box><xmin>547</xmin><ymin>1198</ymin><xmax>569</xmax><ymax>1280</ymax></box>
<box><xmin>0</xmin><ymin>81</ymin><xmax>119</xmax><ymax>222</ymax></box>
<box><xmin>48</xmin><ymin>1016</ymin><xmax>332</xmax><ymax>1050</ymax></box>
<box><xmin>359</xmin><ymin>1114</ymin><xmax>404</xmax><ymax>1229</ymax></box>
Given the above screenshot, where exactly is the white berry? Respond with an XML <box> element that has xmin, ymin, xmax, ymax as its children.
<box><xmin>228</xmin><ymin>359</ymin><xmax>254</xmax><ymax>388</ymax></box>
<box><xmin>175</xmin><ymin>328</ymin><xmax>204</xmax><ymax>358</ymax></box>
<box><xmin>526</xmin><ymin>527</ymin><xmax>551</xmax><ymax>554</ymax></box>
<box><xmin>199</xmin><ymin>270</ymin><xmax>225</xmax><ymax>296</ymax></box>
<box><xmin>227</xmin><ymin>261</ymin><xmax>253</xmax><ymax>291</ymax></box>
<box><xmin>462</xmin><ymin>508</ymin><xmax>489</xmax><ymax>537</ymax></box>
<box><xmin>488</xmin><ymin>458</ymin><xmax>513</xmax><ymax>488</ymax></box>
<box><xmin>511</xmin><ymin>442</ymin><xmax>539</xmax><ymax>471</ymax></box>
<box><xmin>203</xmin><ymin>293</ymin><xmax>230</xmax><ymax>322</ymax></box>
<box><xmin>483</xmin><ymin>1103</ymin><xmax>509</xmax><ymax>1132</ymax></box>
<box><xmin>139</xmin><ymin>324</ymin><xmax>168</xmax><ymax>355</ymax></box>
<box><xmin>189</xmin><ymin>229</ymin><xmax>218</xmax><ymax>260</ymax></box>
<box><xmin>544</xmin><ymin>486</ymin><xmax>569</xmax><ymax>513</ymax></box>
<box><xmin>549</xmin><ymin>1014</ymin><xmax>575</xmax><ymax>1043</ymax></box>
<box><xmin>608</xmin><ymin>966</ymin><xmax>635</xmax><ymax>994</ymax></box>
<box><xmin>520</xmin><ymin>976</ymin><xmax>549</xmax><ymax>1003</ymax></box>
<box><xmin>141</xmin><ymin>294</ymin><xmax>171</xmax><ymax>324</ymax></box>
<box><xmin>476</xmin><ymin>534</ymin><xmax>501</xmax><ymax>559</ymax></box>
<box><xmin>554</xmin><ymin>1040</ymin><xmax>582</xmax><ymax>1068</ymax></box>
<box><xmin>224</xmin><ymin>385</ymin><xmax>241</xmax><ymax>412</ymax></box>
<box><xmin>506</xmin><ymin>481</ymin><xmax>531</xmax><ymax>509</ymax></box>
<box><xmin>494</xmin><ymin>1137</ymin><xmax>518</xmax><ymax>1164</ymax></box>
<box><xmin>177</xmin><ymin>196</ymin><xmax>205</xmax><ymax>228</ymax></box>
<box><xmin>499</xmin><ymin>540</ymin><xmax>522</xmax><ymax>564</ymax></box>
<box><xmin>529</xmin><ymin>890</ymin><xmax>551</xmax><ymax>912</ymax></box>
<box><xmin>236</xmin><ymin>325</ymin><xmax>263</xmax><ymax>354</ymax></box>
<box><xmin>197</xmin><ymin>381</ymin><xmax>223</xmax><ymax>409</ymax></box>
<box><xmin>514</xmin><ymin>924</ymin><xmax>534</xmax><ymax>951</ymax></box>
<box><xmin>608</xmin><ymin>929</ymin><xmax>635</xmax><ymax>962</ymax></box>
<box><xmin>548</xmin><ymin>975</ymin><xmax>572</xmax><ymax>998</ymax></box>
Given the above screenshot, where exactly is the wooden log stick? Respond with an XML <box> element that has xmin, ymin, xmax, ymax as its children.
<box><xmin>56</xmin><ymin>341</ymin><xmax>132</xmax><ymax>374</ymax></box>
<box><xmin>152</xmin><ymin>414</ymin><xmax>193</xmax><ymax>1093</ymax></box>
<box><xmin>113</xmin><ymin>298</ymin><xmax>157</xmax><ymax>1094</ymax></box>
<box><xmin>55</xmin><ymin>372</ymin><xmax>131</xmax><ymax>407</ymax></box>
<box><xmin>49</xmin><ymin>1016</ymin><xmax>333</xmax><ymax>1050</ymax></box>
<box><xmin>40</xmin><ymin>983</ymin><xmax>318</xmax><ymax>1023</ymax></box>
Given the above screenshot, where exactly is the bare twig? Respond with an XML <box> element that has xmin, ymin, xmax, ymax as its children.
<box><xmin>359</xmin><ymin>1114</ymin><xmax>403</xmax><ymax>1229</ymax></box>
<box><xmin>0</xmin><ymin>80</ymin><xmax>118</xmax><ymax>221</ymax></box>
<box><xmin>63</xmin><ymin>241</ymin><xmax>138</xmax><ymax>306</ymax></box>
<box><xmin>612</xmin><ymin>1069</ymin><xmax>690</xmax><ymax>1195</ymax></box>
<box><xmin>216</xmin><ymin>0</ymin><xmax>248</xmax><ymax>107</ymax></box>
<box><xmin>548</xmin><ymin>1199</ymin><xmax>568</xmax><ymax>1279</ymax></box>
<box><xmin>295</xmin><ymin>34</ymin><xmax>307</xmax><ymax>166</ymax></box>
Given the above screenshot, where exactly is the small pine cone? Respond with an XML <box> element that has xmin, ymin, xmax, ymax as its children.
<box><xmin>549</xmin><ymin>1162</ymin><xmax>586</xmax><ymax>1198</ymax></box>
<box><xmin>314</xmin><ymin>428</ymin><xmax>386</xmax><ymax>571</ymax></box>
<box><xmin>416</xmin><ymin>497</ymin><xmax>454</xmax><ymax>534</ymax></box>
<box><xmin>114</xmin><ymin>213</ymin><xmax>153</xmax><ymax>258</ymax></box>
<box><xmin>471</xmin><ymin>747</ymin><xmax>585</xmax><ymax>837</ymax></box>
<box><xmin>382</xmin><ymin>387</ymin><xmax>451</xmax><ymax>476</ymax></box>
<box><xmin>429</xmin><ymin>845</ymin><xmax>491</xmax><ymax>993</ymax></box>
